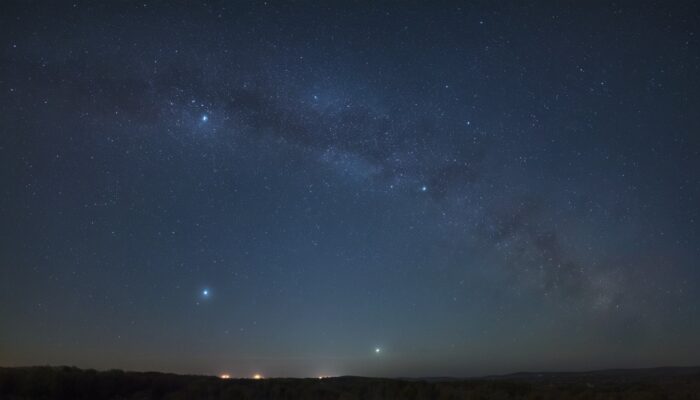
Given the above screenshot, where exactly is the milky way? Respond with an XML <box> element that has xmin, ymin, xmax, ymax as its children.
<box><xmin>1</xmin><ymin>1</ymin><xmax>699</xmax><ymax>377</ymax></box>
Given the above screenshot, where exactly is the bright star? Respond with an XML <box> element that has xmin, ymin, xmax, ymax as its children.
<box><xmin>375</xmin><ymin>347</ymin><xmax>381</xmax><ymax>353</ymax></box>
<box><xmin>202</xmin><ymin>289</ymin><xmax>210</xmax><ymax>297</ymax></box>
<box><xmin>420</xmin><ymin>185</ymin><xmax>427</xmax><ymax>192</ymax></box>
<box><xmin>201</xmin><ymin>115</ymin><xmax>208</xmax><ymax>122</ymax></box>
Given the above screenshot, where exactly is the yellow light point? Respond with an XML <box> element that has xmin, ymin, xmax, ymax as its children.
<box><xmin>219</xmin><ymin>374</ymin><xmax>230</xmax><ymax>379</ymax></box>
<box><xmin>253</xmin><ymin>374</ymin><xmax>263</xmax><ymax>380</ymax></box>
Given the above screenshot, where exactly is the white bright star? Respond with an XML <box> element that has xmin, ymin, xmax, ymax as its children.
<box><xmin>201</xmin><ymin>115</ymin><xmax>208</xmax><ymax>122</ymax></box>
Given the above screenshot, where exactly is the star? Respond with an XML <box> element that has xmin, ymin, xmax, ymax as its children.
<box><xmin>375</xmin><ymin>347</ymin><xmax>381</xmax><ymax>353</ymax></box>
<box><xmin>420</xmin><ymin>185</ymin><xmax>428</xmax><ymax>192</ymax></box>
<box><xmin>202</xmin><ymin>289</ymin><xmax>210</xmax><ymax>297</ymax></box>
<box><xmin>201</xmin><ymin>115</ymin><xmax>208</xmax><ymax>122</ymax></box>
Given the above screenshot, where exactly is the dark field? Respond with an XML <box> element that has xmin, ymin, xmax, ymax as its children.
<box><xmin>1</xmin><ymin>366</ymin><xmax>699</xmax><ymax>399</ymax></box>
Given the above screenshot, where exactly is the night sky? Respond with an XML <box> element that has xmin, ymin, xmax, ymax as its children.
<box><xmin>1</xmin><ymin>1</ymin><xmax>699</xmax><ymax>378</ymax></box>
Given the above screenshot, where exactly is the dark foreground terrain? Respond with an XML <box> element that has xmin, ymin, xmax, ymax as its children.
<box><xmin>1</xmin><ymin>366</ymin><xmax>699</xmax><ymax>399</ymax></box>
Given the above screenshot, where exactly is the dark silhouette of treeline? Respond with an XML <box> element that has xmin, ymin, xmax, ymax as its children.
<box><xmin>1</xmin><ymin>366</ymin><xmax>699</xmax><ymax>399</ymax></box>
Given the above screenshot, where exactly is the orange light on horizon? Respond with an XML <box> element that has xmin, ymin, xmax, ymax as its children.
<box><xmin>253</xmin><ymin>373</ymin><xmax>263</xmax><ymax>380</ymax></box>
<box><xmin>219</xmin><ymin>374</ymin><xmax>231</xmax><ymax>379</ymax></box>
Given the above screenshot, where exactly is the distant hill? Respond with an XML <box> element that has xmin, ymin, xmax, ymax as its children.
<box><xmin>483</xmin><ymin>366</ymin><xmax>700</xmax><ymax>382</ymax></box>
<box><xmin>1</xmin><ymin>365</ymin><xmax>699</xmax><ymax>399</ymax></box>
